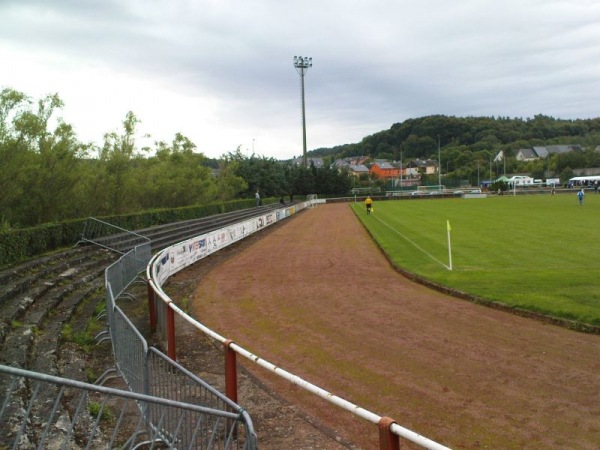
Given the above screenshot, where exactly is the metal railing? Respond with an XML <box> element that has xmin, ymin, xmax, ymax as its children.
<box><xmin>103</xmin><ymin>242</ymin><xmax>257</xmax><ymax>449</ymax></box>
<box><xmin>81</xmin><ymin>217</ymin><xmax>151</xmax><ymax>254</ymax></box>
<box><xmin>0</xmin><ymin>364</ymin><xmax>255</xmax><ymax>449</ymax></box>
<box><xmin>146</xmin><ymin>200</ymin><xmax>451</xmax><ymax>450</ymax></box>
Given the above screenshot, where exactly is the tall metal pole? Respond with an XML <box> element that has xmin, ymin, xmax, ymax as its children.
<box><xmin>438</xmin><ymin>134</ymin><xmax>441</xmax><ymax>188</ymax></box>
<box><xmin>293</xmin><ymin>56</ymin><xmax>312</xmax><ymax>168</ymax></box>
<box><xmin>400</xmin><ymin>146</ymin><xmax>403</xmax><ymax>191</ymax></box>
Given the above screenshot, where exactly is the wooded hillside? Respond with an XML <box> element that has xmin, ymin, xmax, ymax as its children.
<box><xmin>309</xmin><ymin>114</ymin><xmax>600</xmax><ymax>186</ymax></box>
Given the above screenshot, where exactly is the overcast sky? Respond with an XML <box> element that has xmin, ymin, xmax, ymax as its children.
<box><xmin>2</xmin><ymin>0</ymin><xmax>600</xmax><ymax>160</ymax></box>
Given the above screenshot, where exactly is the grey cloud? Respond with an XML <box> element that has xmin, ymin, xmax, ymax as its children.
<box><xmin>2</xmin><ymin>0</ymin><xmax>600</xmax><ymax>159</ymax></box>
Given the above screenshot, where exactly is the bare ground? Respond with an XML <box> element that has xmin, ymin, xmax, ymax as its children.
<box><xmin>166</xmin><ymin>203</ymin><xmax>600</xmax><ymax>450</ymax></box>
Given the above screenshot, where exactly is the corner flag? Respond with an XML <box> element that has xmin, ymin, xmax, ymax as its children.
<box><xmin>446</xmin><ymin>220</ymin><xmax>453</xmax><ymax>271</ymax></box>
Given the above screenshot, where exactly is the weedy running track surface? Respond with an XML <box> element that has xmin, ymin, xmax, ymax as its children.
<box><xmin>186</xmin><ymin>203</ymin><xmax>600</xmax><ymax>450</ymax></box>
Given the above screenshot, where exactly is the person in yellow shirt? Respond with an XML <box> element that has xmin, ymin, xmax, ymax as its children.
<box><xmin>365</xmin><ymin>196</ymin><xmax>373</xmax><ymax>215</ymax></box>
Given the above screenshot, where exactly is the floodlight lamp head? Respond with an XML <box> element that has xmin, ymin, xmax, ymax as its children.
<box><xmin>293</xmin><ymin>55</ymin><xmax>312</xmax><ymax>71</ymax></box>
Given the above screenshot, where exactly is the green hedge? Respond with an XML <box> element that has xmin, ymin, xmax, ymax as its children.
<box><xmin>0</xmin><ymin>219</ymin><xmax>87</xmax><ymax>268</ymax></box>
<box><xmin>0</xmin><ymin>199</ymin><xmax>261</xmax><ymax>268</ymax></box>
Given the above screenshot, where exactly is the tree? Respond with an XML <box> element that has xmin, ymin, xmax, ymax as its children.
<box><xmin>0</xmin><ymin>90</ymin><xmax>86</xmax><ymax>226</ymax></box>
<box><xmin>0</xmin><ymin>89</ymin><xmax>31</xmax><ymax>226</ymax></box>
<box><xmin>559</xmin><ymin>167</ymin><xmax>574</xmax><ymax>183</ymax></box>
<box><xmin>134</xmin><ymin>133</ymin><xmax>217</xmax><ymax>209</ymax></box>
<box><xmin>97</xmin><ymin>111</ymin><xmax>146</xmax><ymax>214</ymax></box>
<box><xmin>230</xmin><ymin>151</ymin><xmax>288</xmax><ymax>198</ymax></box>
<box><xmin>24</xmin><ymin>119</ymin><xmax>85</xmax><ymax>224</ymax></box>
<box><xmin>216</xmin><ymin>157</ymin><xmax>248</xmax><ymax>201</ymax></box>
<box><xmin>287</xmin><ymin>164</ymin><xmax>314</xmax><ymax>196</ymax></box>
<box><xmin>554</xmin><ymin>151</ymin><xmax>586</xmax><ymax>174</ymax></box>
<box><xmin>313</xmin><ymin>165</ymin><xmax>353</xmax><ymax>195</ymax></box>
<box><xmin>0</xmin><ymin>88</ymin><xmax>28</xmax><ymax>141</ymax></box>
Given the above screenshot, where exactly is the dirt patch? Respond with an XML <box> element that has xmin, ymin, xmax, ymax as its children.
<box><xmin>169</xmin><ymin>204</ymin><xmax>600</xmax><ymax>449</ymax></box>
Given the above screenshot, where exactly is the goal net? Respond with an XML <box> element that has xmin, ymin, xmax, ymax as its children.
<box><xmin>350</xmin><ymin>187</ymin><xmax>381</xmax><ymax>195</ymax></box>
<box><xmin>417</xmin><ymin>185</ymin><xmax>446</xmax><ymax>192</ymax></box>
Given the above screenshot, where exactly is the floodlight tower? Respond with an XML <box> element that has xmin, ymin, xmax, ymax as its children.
<box><xmin>293</xmin><ymin>56</ymin><xmax>312</xmax><ymax>168</ymax></box>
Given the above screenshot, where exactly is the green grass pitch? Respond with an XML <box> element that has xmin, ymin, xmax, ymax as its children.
<box><xmin>351</xmin><ymin>192</ymin><xmax>600</xmax><ymax>327</ymax></box>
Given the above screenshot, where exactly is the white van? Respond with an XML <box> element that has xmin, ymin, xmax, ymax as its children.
<box><xmin>507</xmin><ymin>175</ymin><xmax>534</xmax><ymax>186</ymax></box>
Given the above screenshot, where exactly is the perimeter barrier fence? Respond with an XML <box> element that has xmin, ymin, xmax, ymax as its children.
<box><xmin>146</xmin><ymin>198</ymin><xmax>450</xmax><ymax>450</ymax></box>
<box><xmin>81</xmin><ymin>217</ymin><xmax>151</xmax><ymax>254</ymax></box>
<box><xmin>103</xmin><ymin>238</ymin><xmax>257</xmax><ymax>449</ymax></box>
<box><xmin>0</xmin><ymin>364</ymin><xmax>252</xmax><ymax>449</ymax></box>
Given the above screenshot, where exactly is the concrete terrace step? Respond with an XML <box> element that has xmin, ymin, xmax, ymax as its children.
<box><xmin>0</xmin><ymin>278</ymin><xmax>105</xmax><ymax>370</ymax></box>
<box><xmin>31</xmin><ymin>277</ymin><xmax>105</xmax><ymax>374</ymax></box>
<box><xmin>0</xmin><ymin>246</ymin><xmax>111</xmax><ymax>306</ymax></box>
<box><xmin>0</xmin><ymin>250</ymin><xmax>115</xmax><ymax>342</ymax></box>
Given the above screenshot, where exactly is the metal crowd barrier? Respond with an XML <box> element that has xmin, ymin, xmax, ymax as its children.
<box><xmin>0</xmin><ymin>364</ymin><xmax>254</xmax><ymax>449</ymax></box>
<box><xmin>103</xmin><ymin>242</ymin><xmax>257</xmax><ymax>449</ymax></box>
<box><xmin>81</xmin><ymin>217</ymin><xmax>151</xmax><ymax>254</ymax></box>
<box><xmin>104</xmin><ymin>241</ymin><xmax>151</xmax><ymax>299</ymax></box>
